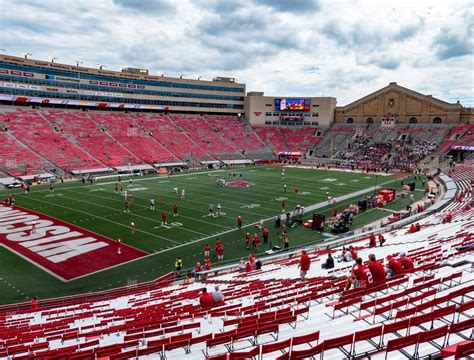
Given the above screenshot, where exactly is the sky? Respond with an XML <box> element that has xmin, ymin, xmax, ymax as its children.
<box><xmin>0</xmin><ymin>0</ymin><xmax>472</xmax><ymax>106</ymax></box>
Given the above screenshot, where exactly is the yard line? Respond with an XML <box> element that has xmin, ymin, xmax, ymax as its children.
<box><xmin>47</xmin><ymin>191</ymin><xmax>211</xmax><ymax>238</ymax></box>
<box><xmin>15</xmin><ymin>194</ymin><xmax>181</xmax><ymax>245</ymax></box>
<box><xmin>61</xmin><ymin>187</ymin><xmax>234</xmax><ymax>230</ymax></box>
<box><xmin>119</xmin><ymin>178</ymin><xmax>399</xmax><ymax>259</ymax></box>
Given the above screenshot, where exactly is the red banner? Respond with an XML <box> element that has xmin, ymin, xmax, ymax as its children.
<box><xmin>0</xmin><ymin>204</ymin><xmax>147</xmax><ymax>281</ymax></box>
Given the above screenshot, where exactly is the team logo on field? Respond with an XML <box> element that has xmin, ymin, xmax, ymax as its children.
<box><xmin>0</xmin><ymin>204</ymin><xmax>147</xmax><ymax>281</ymax></box>
<box><xmin>227</xmin><ymin>181</ymin><xmax>254</xmax><ymax>188</ymax></box>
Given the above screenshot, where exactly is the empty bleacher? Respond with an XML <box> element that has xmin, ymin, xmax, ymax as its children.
<box><xmin>88</xmin><ymin>112</ymin><xmax>177</xmax><ymax>164</ymax></box>
<box><xmin>0</xmin><ymin>110</ymin><xmax>102</xmax><ymax>172</ymax></box>
<box><xmin>0</xmin><ymin>196</ymin><xmax>472</xmax><ymax>359</ymax></box>
<box><xmin>43</xmin><ymin>110</ymin><xmax>144</xmax><ymax>167</ymax></box>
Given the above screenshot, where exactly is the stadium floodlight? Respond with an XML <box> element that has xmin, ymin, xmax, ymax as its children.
<box><xmin>49</xmin><ymin>56</ymin><xmax>58</xmax><ymax>63</ymax></box>
<box><xmin>198</xmin><ymin>76</ymin><xmax>202</xmax><ymax>80</ymax></box>
<box><xmin>179</xmin><ymin>74</ymin><xmax>185</xmax><ymax>79</ymax></box>
<box><xmin>75</xmin><ymin>60</ymin><xmax>83</xmax><ymax>67</ymax></box>
<box><xmin>97</xmin><ymin>64</ymin><xmax>107</xmax><ymax>70</ymax></box>
<box><xmin>23</xmin><ymin>52</ymin><xmax>32</xmax><ymax>59</ymax></box>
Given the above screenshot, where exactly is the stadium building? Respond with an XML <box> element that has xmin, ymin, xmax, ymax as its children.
<box><xmin>0</xmin><ymin>53</ymin><xmax>473</xmax><ymax>360</ymax></box>
<box><xmin>0</xmin><ymin>54</ymin><xmax>245</xmax><ymax>114</ymax></box>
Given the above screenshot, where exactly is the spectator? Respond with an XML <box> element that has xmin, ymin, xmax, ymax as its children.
<box><xmin>369</xmin><ymin>233</ymin><xmax>376</xmax><ymax>248</ymax></box>
<box><xmin>298</xmin><ymin>250</ymin><xmax>311</xmax><ymax>280</ymax></box>
<box><xmin>238</xmin><ymin>258</ymin><xmax>246</xmax><ymax>272</ymax></box>
<box><xmin>255</xmin><ymin>259</ymin><xmax>262</xmax><ymax>270</ymax></box>
<box><xmin>367</xmin><ymin>254</ymin><xmax>386</xmax><ymax>283</ymax></box>
<box><xmin>378</xmin><ymin>234</ymin><xmax>385</xmax><ymax>246</ymax></box>
<box><xmin>321</xmin><ymin>253</ymin><xmax>334</xmax><ymax>269</ymax></box>
<box><xmin>345</xmin><ymin>257</ymin><xmax>373</xmax><ymax>291</ymax></box>
<box><xmin>212</xmin><ymin>286</ymin><xmax>225</xmax><ymax>304</ymax></box>
<box><xmin>245</xmin><ymin>262</ymin><xmax>252</xmax><ymax>272</ymax></box>
<box><xmin>349</xmin><ymin>246</ymin><xmax>358</xmax><ymax>260</ymax></box>
<box><xmin>31</xmin><ymin>296</ymin><xmax>39</xmax><ymax>310</ymax></box>
<box><xmin>399</xmin><ymin>252</ymin><xmax>414</xmax><ymax>272</ymax></box>
<box><xmin>199</xmin><ymin>288</ymin><xmax>213</xmax><ymax>308</ymax></box>
<box><xmin>385</xmin><ymin>255</ymin><xmax>404</xmax><ymax>278</ymax></box>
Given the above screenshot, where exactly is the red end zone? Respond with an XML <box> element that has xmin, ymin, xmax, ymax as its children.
<box><xmin>0</xmin><ymin>204</ymin><xmax>147</xmax><ymax>281</ymax></box>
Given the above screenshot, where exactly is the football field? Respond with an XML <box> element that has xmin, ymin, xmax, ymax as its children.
<box><xmin>0</xmin><ymin>166</ymin><xmax>427</xmax><ymax>304</ymax></box>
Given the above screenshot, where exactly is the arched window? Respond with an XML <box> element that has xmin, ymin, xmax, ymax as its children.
<box><xmin>433</xmin><ymin>117</ymin><xmax>442</xmax><ymax>124</ymax></box>
<box><xmin>409</xmin><ymin>117</ymin><xmax>417</xmax><ymax>124</ymax></box>
<box><xmin>366</xmin><ymin>117</ymin><xmax>374</xmax><ymax>124</ymax></box>
<box><xmin>347</xmin><ymin>118</ymin><xmax>354</xmax><ymax>124</ymax></box>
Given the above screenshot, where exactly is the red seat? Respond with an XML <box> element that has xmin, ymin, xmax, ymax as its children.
<box><xmin>290</xmin><ymin>342</ymin><xmax>324</xmax><ymax>359</ymax></box>
<box><xmin>261</xmin><ymin>338</ymin><xmax>291</xmax><ymax>357</ymax></box>
<box><xmin>228</xmin><ymin>345</ymin><xmax>260</xmax><ymax>360</ymax></box>
<box><xmin>454</xmin><ymin>340</ymin><xmax>474</xmax><ymax>359</ymax></box>
<box><xmin>352</xmin><ymin>325</ymin><xmax>383</xmax><ymax>356</ymax></box>
<box><xmin>385</xmin><ymin>333</ymin><xmax>419</xmax><ymax>359</ymax></box>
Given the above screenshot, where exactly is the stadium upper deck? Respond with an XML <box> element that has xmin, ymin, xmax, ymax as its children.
<box><xmin>0</xmin><ymin>54</ymin><xmax>245</xmax><ymax>114</ymax></box>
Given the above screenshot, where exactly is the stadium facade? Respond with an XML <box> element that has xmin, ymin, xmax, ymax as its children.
<box><xmin>0</xmin><ymin>54</ymin><xmax>245</xmax><ymax>114</ymax></box>
<box><xmin>0</xmin><ymin>54</ymin><xmax>471</xmax><ymax>126</ymax></box>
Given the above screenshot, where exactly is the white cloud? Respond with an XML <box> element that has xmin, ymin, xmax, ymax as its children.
<box><xmin>0</xmin><ymin>0</ymin><xmax>472</xmax><ymax>106</ymax></box>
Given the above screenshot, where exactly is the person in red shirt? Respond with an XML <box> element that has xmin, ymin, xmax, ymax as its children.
<box><xmin>205</xmin><ymin>258</ymin><xmax>212</xmax><ymax>270</ymax></box>
<box><xmin>409</xmin><ymin>223</ymin><xmax>417</xmax><ymax>233</ymax></box>
<box><xmin>281</xmin><ymin>200</ymin><xmax>286</xmax><ymax>212</ymax></box>
<box><xmin>248</xmin><ymin>252</ymin><xmax>256</xmax><ymax>268</ymax></box>
<box><xmin>216</xmin><ymin>245</ymin><xmax>224</xmax><ymax>262</ymax></box>
<box><xmin>298</xmin><ymin>250</ymin><xmax>311</xmax><ymax>280</ymax></box>
<box><xmin>245</xmin><ymin>232</ymin><xmax>250</xmax><ymax>249</ymax></box>
<box><xmin>252</xmin><ymin>233</ymin><xmax>259</xmax><ymax>249</ymax></box>
<box><xmin>378</xmin><ymin>234</ymin><xmax>385</xmax><ymax>246</ymax></box>
<box><xmin>399</xmin><ymin>252</ymin><xmax>414</xmax><ymax>272</ymax></box>
<box><xmin>204</xmin><ymin>244</ymin><xmax>210</xmax><ymax>258</ymax></box>
<box><xmin>369</xmin><ymin>233</ymin><xmax>376</xmax><ymax>248</ymax></box>
<box><xmin>199</xmin><ymin>288</ymin><xmax>213</xmax><ymax>308</ymax></box>
<box><xmin>349</xmin><ymin>246</ymin><xmax>358</xmax><ymax>260</ymax></box>
<box><xmin>386</xmin><ymin>255</ymin><xmax>404</xmax><ymax>278</ymax></box>
<box><xmin>345</xmin><ymin>257</ymin><xmax>373</xmax><ymax>290</ymax></box>
<box><xmin>367</xmin><ymin>254</ymin><xmax>386</xmax><ymax>283</ymax></box>
<box><xmin>215</xmin><ymin>238</ymin><xmax>222</xmax><ymax>252</ymax></box>
<box><xmin>194</xmin><ymin>262</ymin><xmax>202</xmax><ymax>280</ymax></box>
<box><xmin>262</xmin><ymin>228</ymin><xmax>269</xmax><ymax>244</ymax></box>
<box><xmin>173</xmin><ymin>203</ymin><xmax>178</xmax><ymax>217</ymax></box>
<box><xmin>31</xmin><ymin>296</ymin><xmax>39</xmax><ymax>310</ymax></box>
<box><xmin>237</xmin><ymin>216</ymin><xmax>242</xmax><ymax>229</ymax></box>
<box><xmin>245</xmin><ymin>262</ymin><xmax>252</xmax><ymax>272</ymax></box>
<box><xmin>161</xmin><ymin>212</ymin><xmax>167</xmax><ymax>225</ymax></box>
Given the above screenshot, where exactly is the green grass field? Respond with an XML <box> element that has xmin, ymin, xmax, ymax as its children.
<box><xmin>0</xmin><ymin>166</ymin><xmax>427</xmax><ymax>304</ymax></box>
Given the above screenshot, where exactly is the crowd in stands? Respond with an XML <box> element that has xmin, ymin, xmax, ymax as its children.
<box><xmin>337</xmin><ymin>133</ymin><xmax>438</xmax><ymax>172</ymax></box>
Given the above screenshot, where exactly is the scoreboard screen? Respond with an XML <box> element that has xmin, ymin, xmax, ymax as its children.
<box><xmin>274</xmin><ymin>98</ymin><xmax>310</xmax><ymax>111</ymax></box>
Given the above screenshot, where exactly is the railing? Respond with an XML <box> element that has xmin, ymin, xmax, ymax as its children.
<box><xmin>0</xmin><ymin>272</ymin><xmax>173</xmax><ymax>314</ymax></box>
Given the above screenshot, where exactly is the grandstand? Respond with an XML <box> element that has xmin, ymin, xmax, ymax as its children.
<box><xmin>0</xmin><ymin>176</ymin><xmax>472</xmax><ymax>359</ymax></box>
<box><xmin>0</xmin><ymin>53</ymin><xmax>472</xmax><ymax>360</ymax></box>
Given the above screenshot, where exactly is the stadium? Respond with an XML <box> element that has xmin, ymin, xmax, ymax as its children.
<box><xmin>0</xmin><ymin>1</ymin><xmax>473</xmax><ymax>359</ymax></box>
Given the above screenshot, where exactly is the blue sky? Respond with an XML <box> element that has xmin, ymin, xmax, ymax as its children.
<box><xmin>0</xmin><ymin>0</ymin><xmax>472</xmax><ymax>106</ymax></box>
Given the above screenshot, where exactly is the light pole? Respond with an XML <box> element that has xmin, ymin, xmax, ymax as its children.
<box><xmin>49</xmin><ymin>56</ymin><xmax>58</xmax><ymax>63</ymax></box>
<box><xmin>75</xmin><ymin>61</ymin><xmax>83</xmax><ymax>80</ymax></box>
<box><xmin>97</xmin><ymin>64</ymin><xmax>107</xmax><ymax>70</ymax></box>
<box><xmin>23</xmin><ymin>52</ymin><xmax>32</xmax><ymax>59</ymax></box>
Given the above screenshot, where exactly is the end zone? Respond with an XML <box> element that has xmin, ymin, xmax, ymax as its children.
<box><xmin>0</xmin><ymin>204</ymin><xmax>147</xmax><ymax>281</ymax></box>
